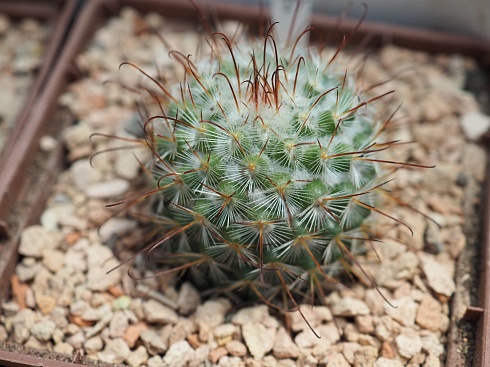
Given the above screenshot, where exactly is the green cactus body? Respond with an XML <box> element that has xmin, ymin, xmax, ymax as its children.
<box><xmin>141</xmin><ymin>34</ymin><xmax>391</xmax><ymax>302</ymax></box>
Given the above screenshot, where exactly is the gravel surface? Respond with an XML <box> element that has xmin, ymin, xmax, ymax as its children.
<box><xmin>0</xmin><ymin>13</ymin><xmax>50</xmax><ymax>151</ymax></box>
<box><xmin>1</xmin><ymin>7</ymin><xmax>488</xmax><ymax>367</ymax></box>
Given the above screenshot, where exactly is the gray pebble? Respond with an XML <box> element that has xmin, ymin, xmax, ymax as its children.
<box><xmin>162</xmin><ymin>340</ymin><xmax>192</xmax><ymax>367</ymax></box>
<box><xmin>109</xmin><ymin>311</ymin><xmax>129</xmax><ymax>338</ymax></box>
<box><xmin>99</xmin><ymin>217</ymin><xmax>138</xmax><ymax>242</ymax></box>
<box><xmin>86</xmin><ymin>178</ymin><xmax>130</xmax><ymax>198</ymax></box>
<box><xmin>177</xmin><ymin>282</ymin><xmax>201</xmax><ymax>316</ymax></box>
<box><xmin>98</xmin><ymin>338</ymin><xmax>131</xmax><ymax>364</ymax></box>
<box><xmin>143</xmin><ymin>299</ymin><xmax>179</xmax><ymax>325</ymax></box>
<box><xmin>30</xmin><ymin>319</ymin><xmax>56</xmax><ymax>341</ymax></box>
<box><xmin>84</xmin><ymin>336</ymin><xmax>104</xmax><ymax>354</ymax></box>
<box><xmin>18</xmin><ymin>225</ymin><xmax>62</xmax><ymax>257</ymax></box>
<box><xmin>424</xmin><ymin>222</ymin><xmax>443</xmax><ymax>254</ymax></box>
<box><xmin>126</xmin><ymin>345</ymin><xmax>149</xmax><ymax>367</ymax></box>
<box><xmin>141</xmin><ymin>329</ymin><xmax>168</xmax><ymax>355</ymax></box>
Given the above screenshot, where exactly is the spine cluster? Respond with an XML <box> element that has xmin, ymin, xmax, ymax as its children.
<box><xmin>113</xmin><ymin>26</ymin><xmax>428</xmax><ymax>326</ymax></box>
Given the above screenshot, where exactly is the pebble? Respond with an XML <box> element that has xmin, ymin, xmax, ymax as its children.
<box><xmin>226</xmin><ymin>340</ymin><xmax>247</xmax><ymax>357</ymax></box>
<box><xmin>143</xmin><ymin>299</ymin><xmax>179</xmax><ymax>325</ymax></box>
<box><xmin>86</xmin><ymin>178</ymin><xmax>130</xmax><ymax>198</ymax></box>
<box><xmin>99</xmin><ymin>217</ymin><xmax>138</xmax><ymax>242</ymax></box>
<box><xmin>419</xmin><ymin>91</ymin><xmax>453</xmax><ymax>122</ymax></box>
<box><xmin>447</xmin><ymin>227</ymin><xmax>466</xmax><ymax>259</ymax></box>
<box><xmin>273</xmin><ymin>327</ymin><xmax>299</xmax><ymax>359</ymax></box>
<box><xmin>341</xmin><ymin>342</ymin><xmax>361</xmax><ymax>364</ymax></box>
<box><xmin>140</xmin><ymin>329</ymin><xmax>167</xmax><ymax>354</ymax></box>
<box><xmin>424</xmin><ymin>353</ymin><xmax>441</xmax><ymax>367</ymax></box>
<box><xmin>148</xmin><ymin>355</ymin><xmax>165</xmax><ymax>367</ymax></box>
<box><xmin>30</xmin><ymin>319</ymin><xmax>56</xmax><ymax>342</ymax></box>
<box><xmin>462</xmin><ymin>143</ymin><xmax>487</xmax><ymax>182</ymax></box>
<box><xmin>86</xmin><ymin>246</ymin><xmax>122</xmax><ymax>291</ymax></box>
<box><xmin>70</xmin><ymin>158</ymin><xmax>104</xmax><ymax>191</ymax></box>
<box><xmin>355</xmin><ymin>315</ymin><xmax>375</xmax><ymax>334</ymax></box>
<box><xmin>294</xmin><ymin>323</ymin><xmax>341</xmax><ymax>349</ymax></box>
<box><xmin>41</xmin><ymin>249</ymin><xmax>65</xmax><ymax>272</ymax></box>
<box><xmin>168</xmin><ymin>321</ymin><xmax>191</xmax><ymax>345</ymax></box>
<box><xmin>39</xmin><ymin>135</ymin><xmax>58</xmax><ymax>152</ymax></box>
<box><xmin>374</xmin><ymin>316</ymin><xmax>400</xmax><ymax>342</ymax></box>
<box><xmin>377</xmin><ymin>240</ymin><xmax>407</xmax><ymax>261</ymax></box>
<box><xmin>109</xmin><ymin>311</ymin><xmax>129</xmax><ymax>337</ymax></box>
<box><xmin>177</xmin><ymin>282</ymin><xmax>201</xmax><ymax>316</ymax></box>
<box><xmin>2</xmin><ymin>302</ymin><xmax>20</xmax><ymax>318</ymax></box>
<box><xmin>297</xmin><ymin>353</ymin><xmax>319</xmax><ymax>367</ymax></box>
<box><xmin>52</xmin><ymin>328</ymin><xmax>64</xmax><ymax>344</ymax></box>
<box><xmin>424</xmin><ymin>222</ymin><xmax>443</xmax><ymax>254</ymax></box>
<box><xmin>66</xmin><ymin>331</ymin><xmax>85</xmax><ymax>349</ymax></box>
<box><xmin>40</xmin><ymin>204</ymin><xmax>76</xmax><ymax>231</ymax></box>
<box><xmin>64</xmin><ymin>248</ymin><xmax>87</xmax><ymax>272</ymax></box>
<box><xmin>35</xmin><ymin>293</ymin><xmax>57</xmax><ymax>315</ymax></box>
<box><xmin>330</xmin><ymin>297</ymin><xmax>370</xmax><ymax>317</ymax></box>
<box><xmin>416</xmin><ymin>295</ymin><xmax>444</xmax><ymax>331</ymax></box>
<box><xmin>380</xmin><ymin>341</ymin><xmax>396</xmax><ymax>359</ymax></box>
<box><xmin>84</xmin><ymin>336</ymin><xmax>104</xmax><ymax>354</ymax></box>
<box><xmin>16</xmin><ymin>262</ymin><xmax>43</xmax><ymax>282</ymax></box>
<box><xmin>113</xmin><ymin>295</ymin><xmax>132</xmax><ymax>310</ymax></box>
<box><xmin>98</xmin><ymin>338</ymin><xmax>131</xmax><ymax>364</ymax></box>
<box><xmin>123</xmin><ymin>321</ymin><xmax>148</xmax><ymax>347</ymax></box>
<box><xmin>354</xmin><ymin>346</ymin><xmax>378</xmax><ymax>367</ymax></box>
<box><xmin>218</xmin><ymin>356</ymin><xmax>246</xmax><ymax>367</ymax></box>
<box><xmin>195</xmin><ymin>298</ymin><xmax>232</xmax><ymax>329</ymax></box>
<box><xmin>395</xmin><ymin>330</ymin><xmax>422</xmax><ymax>358</ymax></box>
<box><xmin>232</xmin><ymin>305</ymin><xmax>270</xmax><ymax>325</ymax></box>
<box><xmin>188</xmin><ymin>345</ymin><xmax>210</xmax><ymax>367</ymax></box>
<box><xmin>419</xmin><ymin>253</ymin><xmax>456</xmax><ymax>297</ymax></box>
<box><xmin>374</xmin><ymin>358</ymin><xmax>405</xmax><ymax>367</ymax></box>
<box><xmin>374</xmin><ymin>262</ymin><xmax>403</xmax><ymax>288</ymax></box>
<box><xmin>0</xmin><ymin>326</ymin><xmax>7</xmax><ymax>341</ymax></box>
<box><xmin>326</xmin><ymin>353</ymin><xmax>350</xmax><ymax>367</ymax></box>
<box><xmin>18</xmin><ymin>225</ymin><xmax>62</xmax><ymax>257</ymax></box>
<box><xmin>85</xmin><ymin>312</ymin><xmax>112</xmax><ymax>338</ymax></box>
<box><xmin>81</xmin><ymin>303</ymin><xmax>112</xmax><ymax>321</ymax></box>
<box><xmin>290</xmin><ymin>305</ymin><xmax>333</xmax><ymax>331</ymax></box>
<box><xmin>384</xmin><ymin>297</ymin><xmax>418</xmax><ymax>327</ymax></box>
<box><xmin>214</xmin><ymin>323</ymin><xmax>238</xmax><ymax>345</ymax></box>
<box><xmin>127</xmin><ymin>345</ymin><xmax>149</xmax><ymax>367</ymax></box>
<box><xmin>162</xmin><ymin>340</ymin><xmax>193</xmax><ymax>367</ymax></box>
<box><xmin>24</xmin><ymin>335</ymin><xmax>52</xmax><ymax>350</ymax></box>
<box><xmin>209</xmin><ymin>346</ymin><xmax>228</xmax><ymax>364</ymax></box>
<box><xmin>12</xmin><ymin>324</ymin><xmax>31</xmax><ymax>345</ymax></box>
<box><xmin>54</xmin><ymin>342</ymin><xmax>74</xmax><ymax>355</ymax></box>
<box><xmin>114</xmin><ymin>144</ymin><xmax>146</xmax><ymax>179</ymax></box>
<box><xmin>62</xmin><ymin>123</ymin><xmax>93</xmax><ymax>150</ymax></box>
<box><xmin>242</xmin><ymin>322</ymin><xmax>276</xmax><ymax>359</ymax></box>
<box><xmin>460</xmin><ymin>111</ymin><xmax>490</xmax><ymax>140</ymax></box>
<box><xmin>421</xmin><ymin>333</ymin><xmax>444</xmax><ymax>357</ymax></box>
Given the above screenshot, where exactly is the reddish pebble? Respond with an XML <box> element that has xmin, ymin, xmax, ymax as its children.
<box><xmin>124</xmin><ymin>322</ymin><xmax>149</xmax><ymax>348</ymax></box>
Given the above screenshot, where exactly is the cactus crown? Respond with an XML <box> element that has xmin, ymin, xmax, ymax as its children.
<box><xmin>113</xmin><ymin>21</ymin><xmax>427</xmax><ymax>329</ymax></box>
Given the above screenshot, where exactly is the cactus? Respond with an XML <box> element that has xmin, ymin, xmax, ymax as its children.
<box><xmin>110</xmin><ymin>23</ymin><xmax>431</xmax><ymax>330</ymax></box>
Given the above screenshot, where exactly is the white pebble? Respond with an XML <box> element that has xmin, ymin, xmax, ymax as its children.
<box><xmin>86</xmin><ymin>178</ymin><xmax>130</xmax><ymax>198</ymax></box>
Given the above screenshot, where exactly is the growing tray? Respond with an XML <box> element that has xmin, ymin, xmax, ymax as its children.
<box><xmin>0</xmin><ymin>0</ymin><xmax>77</xmax><ymax>233</ymax></box>
<box><xmin>0</xmin><ymin>0</ymin><xmax>489</xmax><ymax>366</ymax></box>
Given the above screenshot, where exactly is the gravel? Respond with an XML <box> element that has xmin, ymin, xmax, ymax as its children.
<box><xmin>1</xmin><ymin>6</ymin><xmax>487</xmax><ymax>367</ymax></box>
<box><xmin>0</xmin><ymin>15</ymin><xmax>50</xmax><ymax>151</ymax></box>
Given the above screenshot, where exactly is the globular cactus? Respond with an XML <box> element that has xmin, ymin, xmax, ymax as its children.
<box><xmin>114</xmin><ymin>23</ymin><xmax>428</xmax><ymax>328</ymax></box>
